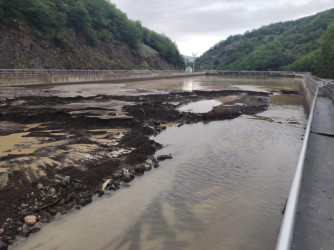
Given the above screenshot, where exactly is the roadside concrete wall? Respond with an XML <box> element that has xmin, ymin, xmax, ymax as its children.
<box><xmin>301</xmin><ymin>78</ymin><xmax>315</xmax><ymax>112</ymax></box>
<box><xmin>0</xmin><ymin>72</ymin><xmax>204</xmax><ymax>87</ymax></box>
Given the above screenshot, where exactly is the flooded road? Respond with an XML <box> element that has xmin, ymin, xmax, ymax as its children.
<box><xmin>11</xmin><ymin>76</ymin><xmax>306</xmax><ymax>250</ymax></box>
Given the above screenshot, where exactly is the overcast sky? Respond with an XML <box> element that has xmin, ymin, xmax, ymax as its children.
<box><xmin>111</xmin><ymin>0</ymin><xmax>334</xmax><ymax>56</ymax></box>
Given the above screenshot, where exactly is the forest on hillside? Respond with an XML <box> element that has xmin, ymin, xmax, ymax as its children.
<box><xmin>197</xmin><ymin>8</ymin><xmax>334</xmax><ymax>78</ymax></box>
<box><xmin>0</xmin><ymin>0</ymin><xmax>185</xmax><ymax>68</ymax></box>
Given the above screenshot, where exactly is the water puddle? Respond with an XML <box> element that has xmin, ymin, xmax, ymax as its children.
<box><xmin>0</xmin><ymin>131</ymin><xmax>66</xmax><ymax>158</ymax></box>
<box><xmin>216</xmin><ymin>95</ymin><xmax>239</xmax><ymax>104</ymax></box>
<box><xmin>178</xmin><ymin>100</ymin><xmax>221</xmax><ymax>113</ymax></box>
<box><xmin>270</xmin><ymin>94</ymin><xmax>303</xmax><ymax>106</ymax></box>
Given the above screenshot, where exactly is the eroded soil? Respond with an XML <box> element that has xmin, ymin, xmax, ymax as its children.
<box><xmin>0</xmin><ymin>89</ymin><xmax>270</xmax><ymax>245</ymax></box>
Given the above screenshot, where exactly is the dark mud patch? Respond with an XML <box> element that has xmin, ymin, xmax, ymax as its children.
<box><xmin>0</xmin><ymin>89</ymin><xmax>269</xmax><ymax>246</ymax></box>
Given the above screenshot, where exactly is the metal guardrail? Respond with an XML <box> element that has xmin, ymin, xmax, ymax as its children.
<box><xmin>204</xmin><ymin>70</ymin><xmax>310</xmax><ymax>76</ymax></box>
<box><xmin>311</xmin><ymin>76</ymin><xmax>334</xmax><ymax>105</ymax></box>
<box><xmin>275</xmin><ymin>74</ymin><xmax>319</xmax><ymax>250</ymax></box>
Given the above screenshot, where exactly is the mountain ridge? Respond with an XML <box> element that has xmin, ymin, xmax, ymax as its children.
<box><xmin>197</xmin><ymin>8</ymin><xmax>334</xmax><ymax>78</ymax></box>
<box><xmin>0</xmin><ymin>0</ymin><xmax>185</xmax><ymax>69</ymax></box>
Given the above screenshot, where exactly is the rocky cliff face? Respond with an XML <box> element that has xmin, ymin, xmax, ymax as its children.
<box><xmin>0</xmin><ymin>21</ymin><xmax>176</xmax><ymax>70</ymax></box>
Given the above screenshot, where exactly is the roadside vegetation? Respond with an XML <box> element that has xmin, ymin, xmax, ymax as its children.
<box><xmin>197</xmin><ymin>8</ymin><xmax>334</xmax><ymax>78</ymax></box>
<box><xmin>0</xmin><ymin>0</ymin><xmax>184</xmax><ymax>68</ymax></box>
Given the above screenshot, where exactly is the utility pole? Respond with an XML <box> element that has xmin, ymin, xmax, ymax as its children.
<box><xmin>192</xmin><ymin>52</ymin><xmax>197</xmax><ymax>72</ymax></box>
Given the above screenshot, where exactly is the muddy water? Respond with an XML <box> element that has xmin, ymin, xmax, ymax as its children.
<box><xmin>12</xmin><ymin>78</ymin><xmax>306</xmax><ymax>250</ymax></box>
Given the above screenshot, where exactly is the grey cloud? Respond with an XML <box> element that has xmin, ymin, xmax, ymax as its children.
<box><xmin>112</xmin><ymin>0</ymin><xmax>334</xmax><ymax>55</ymax></box>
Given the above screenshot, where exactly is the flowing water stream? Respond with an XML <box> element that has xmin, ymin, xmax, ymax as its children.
<box><xmin>12</xmin><ymin>77</ymin><xmax>306</xmax><ymax>250</ymax></box>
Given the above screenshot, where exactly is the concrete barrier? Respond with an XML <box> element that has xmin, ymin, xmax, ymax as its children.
<box><xmin>0</xmin><ymin>72</ymin><xmax>205</xmax><ymax>87</ymax></box>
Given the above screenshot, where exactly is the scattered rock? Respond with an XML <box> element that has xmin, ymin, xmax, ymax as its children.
<box><xmin>24</xmin><ymin>215</ymin><xmax>37</xmax><ymax>226</ymax></box>
<box><xmin>157</xmin><ymin>154</ymin><xmax>173</xmax><ymax>161</ymax></box>
<box><xmin>47</xmin><ymin>188</ymin><xmax>56</xmax><ymax>196</ymax></box>
<box><xmin>48</xmin><ymin>209</ymin><xmax>57</xmax><ymax>216</ymax></box>
<box><xmin>39</xmin><ymin>212</ymin><xmax>52</xmax><ymax>223</ymax></box>
<box><xmin>28</xmin><ymin>222</ymin><xmax>42</xmax><ymax>233</ymax></box>
<box><xmin>18</xmin><ymin>225</ymin><xmax>30</xmax><ymax>238</ymax></box>
<box><xmin>97</xmin><ymin>190</ymin><xmax>104</xmax><ymax>197</ymax></box>
<box><xmin>154</xmin><ymin>162</ymin><xmax>159</xmax><ymax>168</ymax></box>
<box><xmin>79</xmin><ymin>194</ymin><xmax>92</xmax><ymax>207</ymax></box>
<box><xmin>60</xmin><ymin>176</ymin><xmax>71</xmax><ymax>187</ymax></box>
<box><xmin>0</xmin><ymin>228</ymin><xmax>3</xmax><ymax>235</ymax></box>
<box><xmin>37</xmin><ymin>183</ymin><xmax>43</xmax><ymax>190</ymax></box>
<box><xmin>80</xmin><ymin>198</ymin><xmax>92</xmax><ymax>206</ymax></box>
<box><xmin>73</xmin><ymin>182</ymin><xmax>83</xmax><ymax>191</ymax></box>
<box><xmin>122</xmin><ymin>174</ymin><xmax>134</xmax><ymax>183</ymax></box>
<box><xmin>0</xmin><ymin>240</ymin><xmax>8</xmax><ymax>250</ymax></box>
<box><xmin>134</xmin><ymin>164</ymin><xmax>145</xmax><ymax>173</ymax></box>
<box><xmin>21</xmin><ymin>203</ymin><xmax>29</xmax><ymax>209</ymax></box>
<box><xmin>144</xmin><ymin>164</ymin><xmax>152</xmax><ymax>171</ymax></box>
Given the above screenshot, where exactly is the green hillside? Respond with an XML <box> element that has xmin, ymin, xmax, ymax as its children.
<box><xmin>0</xmin><ymin>0</ymin><xmax>184</xmax><ymax>69</ymax></box>
<box><xmin>197</xmin><ymin>8</ymin><xmax>334</xmax><ymax>78</ymax></box>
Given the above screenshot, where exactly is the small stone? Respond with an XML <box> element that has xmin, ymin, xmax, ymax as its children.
<box><xmin>48</xmin><ymin>209</ymin><xmax>57</xmax><ymax>216</ymax></box>
<box><xmin>97</xmin><ymin>190</ymin><xmax>104</xmax><ymax>197</ymax></box>
<box><xmin>144</xmin><ymin>164</ymin><xmax>152</xmax><ymax>171</ymax></box>
<box><xmin>60</xmin><ymin>176</ymin><xmax>71</xmax><ymax>187</ymax></box>
<box><xmin>75</xmin><ymin>205</ymin><xmax>81</xmax><ymax>210</ymax></box>
<box><xmin>28</xmin><ymin>222</ymin><xmax>42</xmax><ymax>233</ymax></box>
<box><xmin>80</xmin><ymin>198</ymin><xmax>92</xmax><ymax>206</ymax></box>
<box><xmin>47</xmin><ymin>188</ymin><xmax>56</xmax><ymax>196</ymax></box>
<box><xmin>151</xmin><ymin>156</ymin><xmax>158</xmax><ymax>163</ymax></box>
<box><xmin>122</xmin><ymin>174</ymin><xmax>134</xmax><ymax>183</ymax></box>
<box><xmin>0</xmin><ymin>240</ymin><xmax>8</xmax><ymax>250</ymax></box>
<box><xmin>0</xmin><ymin>228</ymin><xmax>4</xmax><ymax>235</ymax></box>
<box><xmin>39</xmin><ymin>212</ymin><xmax>52</xmax><ymax>223</ymax></box>
<box><xmin>24</xmin><ymin>215</ymin><xmax>37</xmax><ymax>226</ymax></box>
<box><xmin>21</xmin><ymin>203</ymin><xmax>29</xmax><ymax>208</ymax></box>
<box><xmin>134</xmin><ymin>164</ymin><xmax>145</xmax><ymax>173</ymax></box>
<box><xmin>18</xmin><ymin>225</ymin><xmax>30</xmax><ymax>238</ymax></box>
<box><xmin>37</xmin><ymin>183</ymin><xmax>43</xmax><ymax>190</ymax></box>
<box><xmin>73</xmin><ymin>182</ymin><xmax>83</xmax><ymax>191</ymax></box>
<box><xmin>154</xmin><ymin>163</ymin><xmax>159</xmax><ymax>168</ymax></box>
<box><xmin>157</xmin><ymin>154</ymin><xmax>173</xmax><ymax>161</ymax></box>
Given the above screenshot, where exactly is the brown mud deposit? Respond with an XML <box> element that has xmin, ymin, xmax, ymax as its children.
<box><xmin>0</xmin><ymin>89</ymin><xmax>269</xmax><ymax>246</ymax></box>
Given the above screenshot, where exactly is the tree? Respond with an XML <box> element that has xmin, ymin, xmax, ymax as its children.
<box><xmin>319</xmin><ymin>22</ymin><xmax>334</xmax><ymax>78</ymax></box>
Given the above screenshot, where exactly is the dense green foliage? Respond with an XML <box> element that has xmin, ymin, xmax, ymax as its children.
<box><xmin>197</xmin><ymin>8</ymin><xmax>334</xmax><ymax>78</ymax></box>
<box><xmin>0</xmin><ymin>0</ymin><xmax>184</xmax><ymax>67</ymax></box>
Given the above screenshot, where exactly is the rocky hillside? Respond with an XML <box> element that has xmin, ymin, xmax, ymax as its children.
<box><xmin>197</xmin><ymin>8</ymin><xmax>334</xmax><ymax>78</ymax></box>
<box><xmin>0</xmin><ymin>0</ymin><xmax>185</xmax><ymax>69</ymax></box>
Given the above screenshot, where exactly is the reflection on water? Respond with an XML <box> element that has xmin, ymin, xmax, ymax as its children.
<box><xmin>125</xmin><ymin>76</ymin><xmax>302</xmax><ymax>92</ymax></box>
<box><xmin>178</xmin><ymin>100</ymin><xmax>221</xmax><ymax>113</ymax></box>
<box><xmin>270</xmin><ymin>94</ymin><xmax>303</xmax><ymax>106</ymax></box>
